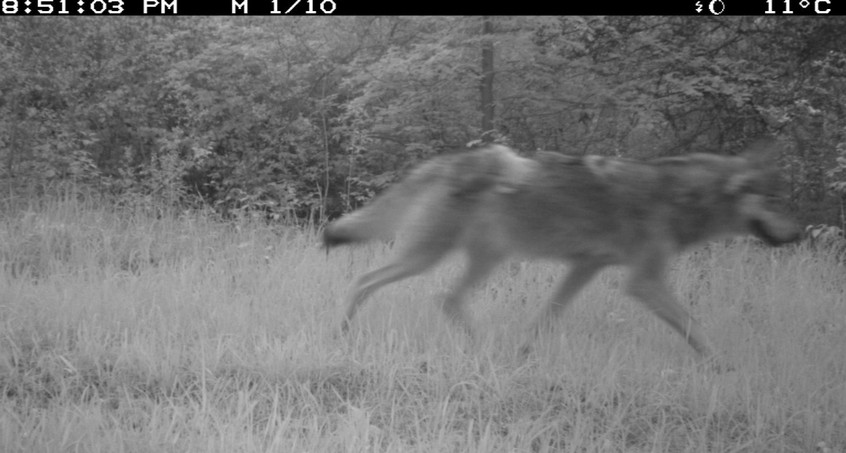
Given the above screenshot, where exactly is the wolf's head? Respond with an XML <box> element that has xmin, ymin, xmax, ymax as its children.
<box><xmin>722</xmin><ymin>139</ymin><xmax>801</xmax><ymax>247</ymax></box>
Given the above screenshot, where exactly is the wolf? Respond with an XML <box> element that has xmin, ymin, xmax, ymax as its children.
<box><xmin>323</xmin><ymin>140</ymin><xmax>801</xmax><ymax>359</ymax></box>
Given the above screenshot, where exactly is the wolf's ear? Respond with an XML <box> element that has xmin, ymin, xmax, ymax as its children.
<box><xmin>738</xmin><ymin>137</ymin><xmax>781</xmax><ymax>167</ymax></box>
<box><xmin>729</xmin><ymin>137</ymin><xmax>786</xmax><ymax>195</ymax></box>
<box><xmin>725</xmin><ymin>172</ymin><xmax>755</xmax><ymax>195</ymax></box>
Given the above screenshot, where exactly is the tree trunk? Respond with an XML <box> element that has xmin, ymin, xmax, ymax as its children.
<box><xmin>480</xmin><ymin>17</ymin><xmax>495</xmax><ymax>138</ymax></box>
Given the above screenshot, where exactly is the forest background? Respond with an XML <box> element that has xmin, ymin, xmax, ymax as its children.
<box><xmin>3</xmin><ymin>17</ymin><xmax>846</xmax><ymax>452</ymax></box>
<box><xmin>2</xmin><ymin>16</ymin><xmax>845</xmax><ymax>227</ymax></box>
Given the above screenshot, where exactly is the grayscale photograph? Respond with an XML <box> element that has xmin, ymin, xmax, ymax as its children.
<box><xmin>1</xmin><ymin>16</ymin><xmax>844</xmax><ymax>452</ymax></box>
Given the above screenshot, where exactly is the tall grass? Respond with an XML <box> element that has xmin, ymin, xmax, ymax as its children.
<box><xmin>1</xmin><ymin>198</ymin><xmax>843</xmax><ymax>452</ymax></box>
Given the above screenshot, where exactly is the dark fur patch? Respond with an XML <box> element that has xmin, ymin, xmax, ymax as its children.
<box><xmin>749</xmin><ymin>218</ymin><xmax>799</xmax><ymax>247</ymax></box>
<box><xmin>322</xmin><ymin>227</ymin><xmax>356</xmax><ymax>248</ymax></box>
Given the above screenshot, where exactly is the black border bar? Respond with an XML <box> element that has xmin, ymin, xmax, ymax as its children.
<box><xmin>2</xmin><ymin>0</ymin><xmax>840</xmax><ymax>15</ymax></box>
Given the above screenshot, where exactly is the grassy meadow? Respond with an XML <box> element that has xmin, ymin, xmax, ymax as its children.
<box><xmin>0</xmin><ymin>197</ymin><xmax>844</xmax><ymax>452</ymax></box>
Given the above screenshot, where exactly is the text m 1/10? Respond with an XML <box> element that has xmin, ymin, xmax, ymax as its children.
<box><xmin>272</xmin><ymin>0</ymin><xmax>336</xmax><ymax>14</ymax></box>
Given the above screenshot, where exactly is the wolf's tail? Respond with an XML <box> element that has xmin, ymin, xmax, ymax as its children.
<box><xmin>322</xmin><ymin>145</ymin><xmax>526</xmax><ymax>248</ymax></box>
<box><xmin>322</xmin><ymin>156</ymin><xmax>449</xmax><ymax>248</ymax></box>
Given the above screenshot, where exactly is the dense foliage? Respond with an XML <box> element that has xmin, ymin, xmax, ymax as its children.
<box><xmin>2</xmin><ymin>17</ymin><xmax>845</xmax><ymax>225</ymax></box>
